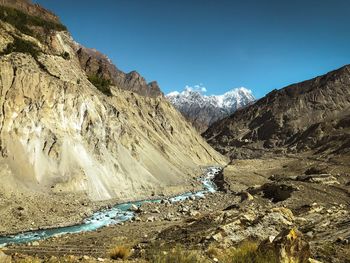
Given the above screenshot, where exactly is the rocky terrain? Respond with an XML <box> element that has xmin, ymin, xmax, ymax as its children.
<box><xmin>204</xmin><ymin>65</ymin><xmax>350</xmax><ymax>159</ymax></box>
<box><xmin>0</xmin><ymin>1</ymin><xmax>225</xmax><ymax>234</ymax></box>
<box><xmin>76</xmin><ymin>46</ymin><xmax>163</xmax><ymax>98</ymax></box>
<box><xmin>2</xmin><ymin>154</ymin><xmax>349</xmax><ymax>262</ymax></box>
<box><xmin>0</xmin><ymin>1</ymin><xmax>349</xmax><ymax>263</ymax></box>
<box><xmin>167</xmin><ymin>87</ymin><xmax>255</xmax><ymax>132</ymax></box>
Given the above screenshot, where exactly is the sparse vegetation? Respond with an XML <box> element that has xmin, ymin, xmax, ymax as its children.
<box><xmin>88</xmin><ymin>74</ymin><xmax>112</xmax><ymax>96</ymax></box>
<box><xmin>151</xmin><ymin>246</ymin><xmax>208</xmax><ymax>263</ymax></box>
<box><xmin>0</xmin><ymin>36</ymin><xmax>40</xmax><ymax>58</ymax></box>
<box><xmin>214</xmin><ymin>241</ymin><xmax>279</xmax><ymax>263</ymax></box>
<box><xmin>109</xmin><ymin>245</ymin><xmax>131</xmax><ymax>260</ymax></box>
<box><xmin>0</xmin><ymin>5</ymin><xmax>66</xmax><ymax>38</ymax></box>
<box><xmin>61</xmin><ymin>51</ymin><xmax>70</xmax><ymax>60</ymax></box>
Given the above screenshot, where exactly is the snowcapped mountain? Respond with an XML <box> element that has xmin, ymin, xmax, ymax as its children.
<box><xmin>166</xmin><ymin>87</ymin><xmax>255</xmax><ymax>133</ymax></box>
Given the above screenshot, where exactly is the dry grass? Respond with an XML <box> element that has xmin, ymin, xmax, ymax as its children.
<box><xmin>151</xmin><ymin>245</ymin><xmax>209</xmax><ymax>263</ymax></box>
<box><xmin>215</xmin><ymin>241</ymin><xmax>279</xmax><ymax>263</ymax></box>
<box><xmin>207</xmin><ymin>244</ymin><xmax>220</xmax><ymax>258</ymax></box>
<box><xmin>109</xmin><ymin>245</ymin><xmax>131</xmax><ymax>260</ymax></box>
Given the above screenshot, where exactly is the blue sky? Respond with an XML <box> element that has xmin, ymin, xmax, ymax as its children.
<box><xmin>35</xmin><ymin>0</ymin><xmax>350</xmax><ymax>98</ymax></box>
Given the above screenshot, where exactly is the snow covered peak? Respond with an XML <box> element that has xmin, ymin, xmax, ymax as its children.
<box><xmin>166</xmin><ymin>86</ymin><xmax>255</xmax><ymax>132</ymax></box>
<box><xmin>167</xmin><ymin>86</ymin><xmax>254</xmax><ymax>111</ymax></box>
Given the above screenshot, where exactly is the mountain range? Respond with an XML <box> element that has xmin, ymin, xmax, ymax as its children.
<box><xmin>166</xmin><ymin>87</ymin><xmax>255</xmax><ymax>132</ymax></box>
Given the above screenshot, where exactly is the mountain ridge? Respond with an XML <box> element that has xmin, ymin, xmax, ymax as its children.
<box><xmin>204</xmin><ymin>64</ymin><xmax>350</xmax><ymax>159</ymax></box>
<box><xmin>167</xmin><ymin>87</ymin><xmax>255</xmax><ymax>132</ymax></box>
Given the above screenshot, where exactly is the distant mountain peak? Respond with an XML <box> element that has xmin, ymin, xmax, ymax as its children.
<box><xmin>166</xmin><ymin>86</ymin><xmax>255</xmax><ymax>132</ymax></box>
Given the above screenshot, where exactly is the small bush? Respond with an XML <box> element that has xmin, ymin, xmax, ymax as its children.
<box><xmin>61</xmin><ymin>51</ymin><xmax>70</xmax><ymax>60</ymax></box>
<box><xmin>109</xmin><ymin>245</ymin><xmax>131</xmax><ymax>260</ymax></box>
<box><xmin>207</xmin><ymin>244</ymin><xmax>220</xmax><ymax>258</ymax></box>
<box><xmin>88</xmin><ymin>74</ymin><xmax>112</xmax><ymax>96</ymax></box>
<box><xmin>1</xmin><ymin>36</ymin><xmax>40</xmax><ymax>58</ymax></box>
<box><xmin>151</xmin><ymin>246</ymin><xmax>207</xmax><ymax>263</ymax></box>
<box><xmin>218</xmin><ymin>241</ymin><xmax>279</xmax><ymax>263</ymax></box>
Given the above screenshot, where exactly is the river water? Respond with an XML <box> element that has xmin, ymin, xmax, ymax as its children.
<box><xmin>0</xmin><ymin>167</ymin><xmax>221</xmax><ymax>247</ymax></box>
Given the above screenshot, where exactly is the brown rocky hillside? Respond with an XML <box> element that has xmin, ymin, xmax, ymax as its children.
<box><xmin>204</xmin><ymin>65</ymin><xmax>350</xmax><ymax>159</ymax></box>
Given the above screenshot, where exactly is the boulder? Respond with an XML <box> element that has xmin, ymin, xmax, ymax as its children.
<box><xmin>259</xmin><ymin>228</ymin><xmax>311</xmax><ymax>263</ymax></box>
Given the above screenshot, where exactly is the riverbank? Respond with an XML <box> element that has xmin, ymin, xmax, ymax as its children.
<box><xmin>3</xmin><ymin>154</ymin><xmax>349</xmax><ymax>262</ymax></box>
<box><xmin>0</xmin><ymin>166</ymin><xmax>221</xmax><ymax>244</ymax></box>
<box><xmin>0</xmin><ymin>164</ymin><xmax>215</xmax><ymax>236</ymax></box>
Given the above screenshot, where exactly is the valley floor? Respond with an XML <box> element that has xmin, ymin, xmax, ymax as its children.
<box><xmin>2</xmin><ymin>153</ymin><xmax>350</xmax><ymax>263</ymax></box>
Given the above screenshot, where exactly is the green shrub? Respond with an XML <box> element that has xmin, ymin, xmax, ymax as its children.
<box><xmin>0</xmin><ymin>5</ymin><xmax>66</xmax><ymax>38</ymax></box>
<box><xmin>61</xmin><ymin>51</ymin><xmax>70</xmax><ymax>60</ymax></box>
<box><xmin>1</xmin><ymin>36</ymin><xmax>40</xmax><ymax>58</ymax></box>
<box><xmin>88</xmin><ymin>74</ymin><xmax>112</xmax><ymax>96</ymax></box>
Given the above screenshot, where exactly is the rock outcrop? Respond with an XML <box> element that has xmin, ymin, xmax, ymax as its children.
<box><xmin>258</xmin><ymin>228</ymin><xmax>311</xmax><ymax>263</ymax></box>
<box><xmin>204</xmin><ymin>65</ymin><xmax>350</xmax><ymax>158</ymax></box>
<box><xmin>167</xmin><ymin>87</ymin><xmax>255</xmax><ymax>132</ymax></box>
<box><xmin>76</xmin><ymin>46</ymin><xmax>163</xmax><ymax>98</ymax></box>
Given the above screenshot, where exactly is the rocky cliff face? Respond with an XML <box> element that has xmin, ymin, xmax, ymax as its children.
<box><xmin>204</xmin><ymin>65</ymin><xmax>350</xmax><ymax>159</ymax></box>
<box><xmin>0</xmin><ymin>1</ymin><xmax>225</xmax><ymax>211</ymax></box>
<box><xmin>167</xmin><ymin>87</ymin><xmax>255</xmax><ymax>133</ymax></box>
<box><xmin>76</xmin><ymin>46</ymin><xmax>163</xmax><ymax>98</ymax></box>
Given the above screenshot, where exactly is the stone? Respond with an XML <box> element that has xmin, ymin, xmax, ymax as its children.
<box><xmin>240</xmin><ymin>191</ymin><xmax>254</xmax><ymax>202</ymax></box>
<box><xmin>259</xmin><ymin>228</ymin><xmax>311</xmax><ymax>263</ymax></box>
<box><xmin>189</xmin><ymin>210</ymin><xmax>200</xmax><ymax>217</ymax></box>
<box><xmin>147</xmin><ymin>216</ymin><xmax>156</xmax><ymax>222</ymax></box>
<box><xmin>308</xmin><ymin>259</ymin><xmax>323</xmax><ymax>263</ymax></box>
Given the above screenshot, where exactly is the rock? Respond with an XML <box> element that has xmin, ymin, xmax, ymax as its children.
<box><xmin>241</xmin><ymin>213</ymin><xmax>256</xmax><ymax>222</ymax></box>
<box><xmin>189</xmin><ymin>210</ymin><xmax>200</xmax><ymax>217</ymax></box>
<box><xmin>97</xmin><ymin>258</ymin><xmax>105</xmax><ymax>262</ymax></box>
<box><xmin>129</xmin><ymin>204</ymin><xmax>139</xmax><ymax>212</ymax></box>
<box><xmin>32</xmin><ymin>241</ymin><xmax>40</xmax><ymax>246</ymax></box>
<box><xmin>83</xmin><ymin>255</ymin><xmax>90</xmax><ymax>260</ymax></box>
<box><xmin>308</xmin><ymin>258</ymin><xmax>323</xmax><ymax>263</ymax></box>
<box><xmin>271</xmin><ymin>207</ymin><xmax>294</xmax><ymax>222</ymax></box>
<box><xmin>240</xmin><ymin>191</ymin><xmax>254</xmax><ymax>202</ymax></box>
<box><xmin>147</xmin><ymin>216</ymin><xmax>156</xmax><ymax>222</ymax></box>
<box><xmin>151</xmin><ymin>209</ymin><xmax>161</xmax><ymax>214</ymax></box>
<box><xmin>212</xmin><ymin>232</ymin><xmax>223</xmax><ymax>241</ymax></box>
<box><xmin>259</xmin><ymin>228</ymin><xmax>311</xmax><ymax>263</ymax></box>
